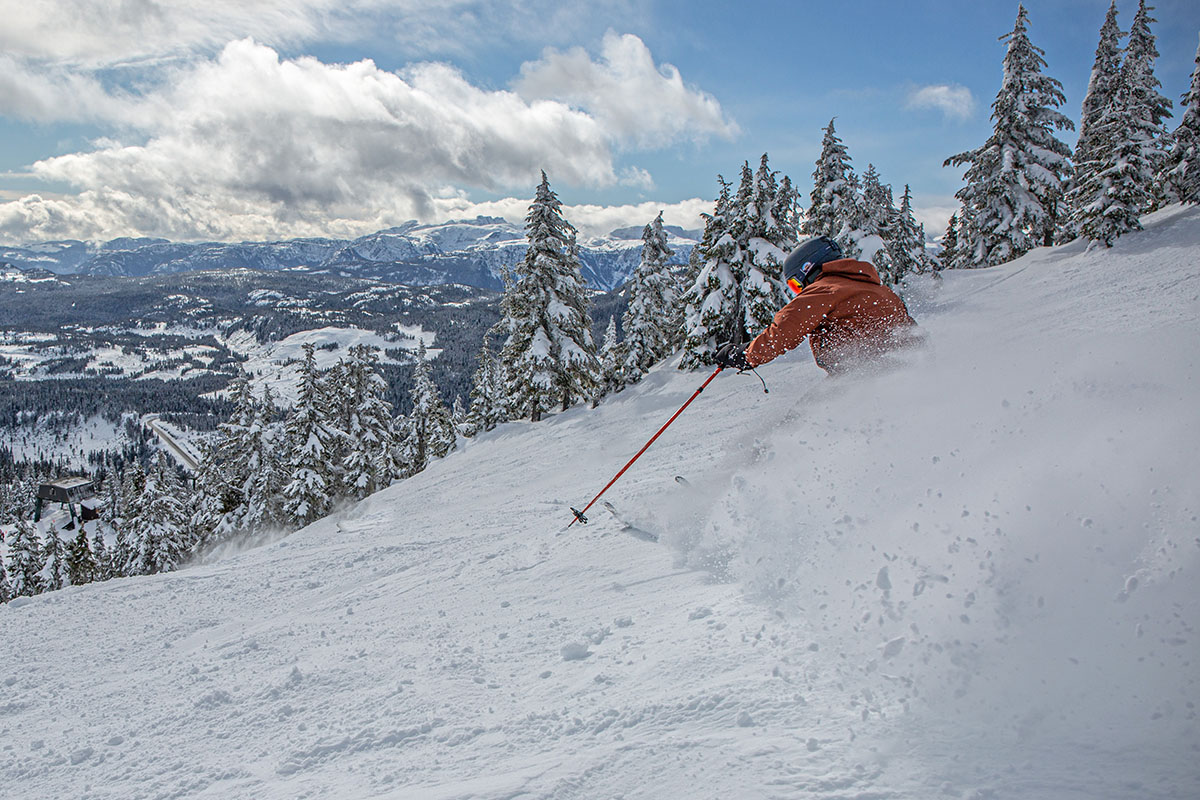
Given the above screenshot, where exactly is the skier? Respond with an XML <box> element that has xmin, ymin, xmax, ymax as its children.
<box><xmin>715</xmin><ymin>236</ymin><xmax>916</xmax><ymax>374</ymax></box>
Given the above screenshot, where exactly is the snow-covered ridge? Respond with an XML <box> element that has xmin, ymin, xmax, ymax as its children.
<box><xmin>1</xmin><ymin>206</ymin><xmax>1197</xmax><ymax>798</ymax></box>
<box><xmin>0</xmin><ymin>218</ymin><xmax>700</xmax><ymax>292</ymax></box>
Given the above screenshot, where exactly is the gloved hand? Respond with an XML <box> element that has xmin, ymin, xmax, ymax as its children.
<box><xmin>714</xmin><ymin>342</ymin><xmax>750</xmax><ymax>371</ymax></box>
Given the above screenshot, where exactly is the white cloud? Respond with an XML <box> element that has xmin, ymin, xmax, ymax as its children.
<box><xmin>906</xmin><ymin>84</ymin><xmax>976</xmax><ymax>121</ymax></box>
<box><xmin>1</xmin><ymin>40</ymin><xmax>621</xmax><ymax>241</ymax></box>
<box><xmin>0</xmin><ymin>0</ymin><xmax>338</xmax><ymax>66</ymax></box>
<box><xmin>618</xmin><ymin>166</ymin><xmax>655</xmax><ymax>191</ymax></box>
<box><xmin>514</xmin><ymin>31</ymin><xmax>740</xmax><ymax>149</ymax></box>
<box><xmin>0</xmin><ymin>56</ymin><xmax>142</xmax><ymax>123</ymax></box>
<box><xmin>912</xmin><ymin>197</ymin><xmax>961</xmax><ymax>242</ymax></box>
<box><xmin>0</xmin><ymin>0</ymin><xmax>635</xmax><ymax>68</ymax></box>
<box><xmin>0</xmin><ymin>38</ymin><xmax>727</xmax><ymax>244</ymax></box>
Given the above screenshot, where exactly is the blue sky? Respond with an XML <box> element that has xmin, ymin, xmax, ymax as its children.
<box><xmin>1</xmin><ymin>0</ymin><xmax>1197</xmax><ymax>245</ymax></box>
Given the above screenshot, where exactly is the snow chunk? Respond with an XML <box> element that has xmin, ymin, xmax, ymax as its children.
<box><xmin>560</xmin><ymin>642</ymin><xmax>591</xmax><ymax>661</ymax></box>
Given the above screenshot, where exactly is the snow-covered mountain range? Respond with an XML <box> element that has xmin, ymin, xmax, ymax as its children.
<box><xmin>0</xmin><ymin>217</ymin><xmax>699</xmax><ymax>292</ymax></box>
<box><xmin>2</xmin><ymin>205</ymin><xmax>1198</xmax><ymax>798</ymax></box>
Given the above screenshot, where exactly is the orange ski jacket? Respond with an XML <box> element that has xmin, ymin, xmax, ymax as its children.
<box><xmin>743</xmin><ymin>258</ymin><xmax>916</xmax><ymax>373</ymax></box>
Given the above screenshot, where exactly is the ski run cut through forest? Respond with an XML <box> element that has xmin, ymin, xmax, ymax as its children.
<box><xmin>0</xmin><ymin>201</ymin><xmax>1195</xmax><ymax>797</ymax></box>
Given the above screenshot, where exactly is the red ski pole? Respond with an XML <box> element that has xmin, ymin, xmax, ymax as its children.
<box><xmin>569</xmin><ymin>365</ymin><xmax>724</xmax><ymax>526</ymax></box>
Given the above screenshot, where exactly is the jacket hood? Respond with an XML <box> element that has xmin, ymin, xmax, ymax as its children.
<box><xmin>816</xmin><ymin>258</ymin><xmax>883</xmax><ymax>286</ymax></box>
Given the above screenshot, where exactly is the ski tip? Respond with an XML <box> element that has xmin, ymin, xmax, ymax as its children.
<box><xmin>674</xmin><ymin>475</ymin><xmax>690</xmax><ymax>486</ymax></box>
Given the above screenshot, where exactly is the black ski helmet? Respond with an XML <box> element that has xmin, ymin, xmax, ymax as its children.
<box><xmin>783</xmin><ymin>236</ymin><xmax>843</xmax><ymax>291</ymax></box>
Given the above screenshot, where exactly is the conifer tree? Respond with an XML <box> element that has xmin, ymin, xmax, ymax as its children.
<box><xmin>400</xmin><ymin>341</ymin><xmax>456</xmax><ymax>476</ymax></box>
<box><xmin>128</xmin><ymin>453</ymin><xmax>190</xmax><ymax>575</ymax></box>
<box><xmin>188</xmin><ymin>439</ymin><xmax>235</xmax><ymax>545</ymax></box>
<box><xmin>338</xmin><ymin>345</ymin><xmax>400</xmax><ymax>498</ymax></box>
<box><xmin>65</xmin><ymin>528</ymin><xmax>96</xmax><ymax>586</ymax></box>
<box><xmin>680</xmin><ymin>155</ymin><xmax>797</xmax><ymax>369</ymax></box>
<box><xmin>241</xmin><ymin>385</ymin><xmax>285</xmax><ymax>531</ymax></box>
<box><xmin>596</xmin><ymin>315</ymin><xmax>627</xmax><ymax>402</ymax></box>
<box><xmin>680</xmin><ymin>176</ymin><xmax>740</xmax><ymax>368</ymax></box>
<box><xmin>0</xmin><ymin>559</ymin><xmax>10</xmax><ymax>603</ymax></box>
<box><xmin>945</xmin><ymin>5</ymin><xmax>1074</xmax><ymax>264</ymax></box>
<box><xmin>805</xmin><ymin>118</ymin><xmax>858</xmax><ymax>246</ymax></box>
<box><xmin>451</xmin><ymin>396</ymin><xmax>466</xmax><ymax>433</ymax></box>
<box><xmin>112</xmin><ymin>462</ymin><xmax>146</xmax><ymax>576</ymax></box>
<box><xmin>1069</xmin><ymin>0</ymin><xmax>1172</xmax><ymax>244</ymax></box>
<box><xmin>740</xmin><ymin>154</ymin><xmax>797</xmax><ymax>333</ymax></box>
<box><xmin>463</xmin><ymin>341</ymin><xmax>506</xmax><ymax>437</ymax></box>
<box><xmin>940</xmin><ymin>212</ymin><xmax>961</xmax><ymax>269</ymax></box>
<box><xmin>857</xmin><ymin>164</ymin><xmax>897</xmax><ymax>277</ymax></box>
<box><xmin>621</xmin><ymin>211</ymin><xmax>678</xmax><ymax>380</ymax></box>
<box><xmin>281</xmin><ymin>343</ymin><xmax>344</xmax><ymax>527</ymax></box>
<box><xmin>7</xmin><ymin>519</ymin><xmax>44</xmax><ymax>597</ymax></box>
<box><xmin>43</xmin><ymin>524</ymin><xmax>66</xmax><ymax>591</ymax></box>
<box><xmin>1072</xmin><ymin>0</ymin><xmax>1125</xmax><ymax>220</ymax></box>
<box><xmin>90</xmin><ymin>529</ymin><xmax>111</xmax><ymax>581</ymax></box>
<box><xmin>887</xmin><ymin>185</ymin><xmax>931</xmax><ymax>281</ymax></box>
<box><xmin>498</xmin><ymin>172</ymin><xmax>600</xmax><ymax>420</ymax></box>
<box><xmin>1159</xmin><ymin>35</ymin><xmax>1200</xmax><ymax>204</ymax></box>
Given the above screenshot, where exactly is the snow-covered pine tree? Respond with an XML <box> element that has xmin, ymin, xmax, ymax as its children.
<box><xmin>281</xmin><ymin>343</ymin><xmax>344</xmax><ymax>527</ymax></box>
<box><xmin>804</xmin><ymin>118</ymin><xmax>858</xmax><ymax>246</ymax></box>
<box><xmin>680</xmin><ymin>155</ymin><xmax>797</xmax><ymax>369</ymax></box>
<box><xmin>857</xmin><ymin>164</ymin><xmax>897</xmax><ymax>278</ymax></box>
<box><xmin>241</xmin><ymin>385</ymin><xmax>285</xmax><ymax>531</ymax></box>
<box><xmin>1158</xmin><ymin>34</ymin><xmax>1200</xmax><ymax>204</ymax></box>
<box><xmin>940</xmin><ymin>212</ymin><xmax>961</xmax><ymax>269</ymax></box>
<box><xmin>774</xmin><ymin>174</ymin><xmax>801</xmax><ymax>244</ymax></box>
<box><xmin>112</xmin><ymin>461</ymin><xmax>146</xmax><ymax>576</ymax></box>
<box><xmin>887</xmin><ymin>184</ymin><xmax>934</xmax><ymax>280</ymax></box>
<box><xmin>128</xmin><ymin>453</ymin><xmax>190</xmax><ymax>575</ymax></box>
<box><xmin>90</xmin><ymin>529</ymin><xmax>111</xmax><ymax>581</ymax></box>
<box><xmin>1069</xmin><ymin>0</ymin><xmax>1172</xmax><ymax>245</ymax></box>
<box><xmin>945</xmin><ymin>5</ymin><xmax>1074</xmax><ymax>264</ymax></box>
<box><xmin>6</xmin><ymin>519</ymin><xmax>44</xmax><ymax>597</ymax></box>
<box><xmin>1071</xmin><ymin>0</ymin><xmax>1125</xmax><ymax>226</ymax></box>
<box><xmin>190</xmin><ymin>376</ymin><xmax>281</xmax><ymax>542</ymax></box>
<box><xmin>463</xmin><ymin>341</ymin><xmax>506</xmax><ymax>437</ymax></box>
<box><xmin>337</xmin><ymin>344</ymin><xmax>400</xmax><ymax>499</ymax></box>
<box><xmin>42</xmin><ymin>523</ymin><xmax>65</xmax><ymax>591</ymax></box>
<box><xmin>188</xmin><ymin>439</ymin><xmax>232</xmax><ymax>546</ymax></box>
<box><xmin>741</xmin><ymin>154</ymin><xmax>797</xmax><ymax>334</ymax></box>
<box><xmin>680</xmin><ymin>176</ymin><xmax>741</xmax><ymax>368</ymax></box>
<box><xmin>0</xmin><ymin>559</ymin><xmax>10</xmax><ymax>603</ymax></box>
<box><xmin>399</xmin><ymin>340</ymin><xmax>456</xmax><ymax>476</ymax></box>
<box><xmin>451</xmin><ymin>396</ymin><xmax>466</xmax><ymax>434</ymax></box>
<box><xmin>621</xmin><ymin>211</ymin><xmax>678</xmax><ymax>381</ymax></box>
<box><xmin>596</xmin><ymin>315</ymin><xmax>626</xmax><ymax>403</ymax></box>
<box><xmin>65</xmin><ymin>527</ymin><xmax>96</xmax><ymax>586</ymax></box>
<box><xmin>497</xmin><ymin>172</ymin><xmax>599</xmax><ymax>420</ymax></box>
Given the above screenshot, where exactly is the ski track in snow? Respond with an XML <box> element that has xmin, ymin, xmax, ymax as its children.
<box><xmin>2</xmin><ymin>206</ymin><xmax>1200</xmax><ymax>799</ymax></box>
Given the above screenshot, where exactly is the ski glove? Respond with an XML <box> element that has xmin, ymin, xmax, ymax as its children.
<box><xmin>715</xmin><ymin>343</ymin><xmax>750</xmax><ymax>371</ymax></box>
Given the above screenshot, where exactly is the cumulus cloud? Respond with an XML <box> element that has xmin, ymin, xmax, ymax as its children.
<box><xmin>906</xmin><ymin>84</ymin><xmax>976</xmax><ymax>121</ymax></box>
<box><xmin>514</xmin><ymin>31</ymin><xmax>739</xmax><ymax>149</ymax></box>
<box><xmin>0</xmin><ymin>36</ymin><xmax>727</xmax><ymax>243</ymax></box>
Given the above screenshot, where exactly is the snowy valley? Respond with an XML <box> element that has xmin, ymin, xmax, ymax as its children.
<box><xmin>0</xmin><ymin>205</ymin><xmax>1196</xmax><ymax>798</ymax></box>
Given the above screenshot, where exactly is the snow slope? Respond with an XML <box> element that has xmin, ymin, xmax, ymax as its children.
<box><xmin>2</xmin><ymin>206</ymin><xmax>1198</xmax><ymax>799</ymax></box>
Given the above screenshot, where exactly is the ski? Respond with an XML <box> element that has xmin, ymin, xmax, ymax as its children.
<box><xmin>601</xmin><ymin>501</ymin><xmax>659</xmax><ymax>542</ymax></box>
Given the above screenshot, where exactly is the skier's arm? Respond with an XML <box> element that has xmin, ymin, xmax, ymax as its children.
<box><xmin>743</xmin><ymin>285</ymin><xmax>840</xmax><ymax>368</ymax></box>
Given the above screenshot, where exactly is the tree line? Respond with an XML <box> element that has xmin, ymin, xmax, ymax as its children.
<box><xmin>942</xmin><ymin>1</ymin><xmax>1199</xmax><ymax>266</ymax></box>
